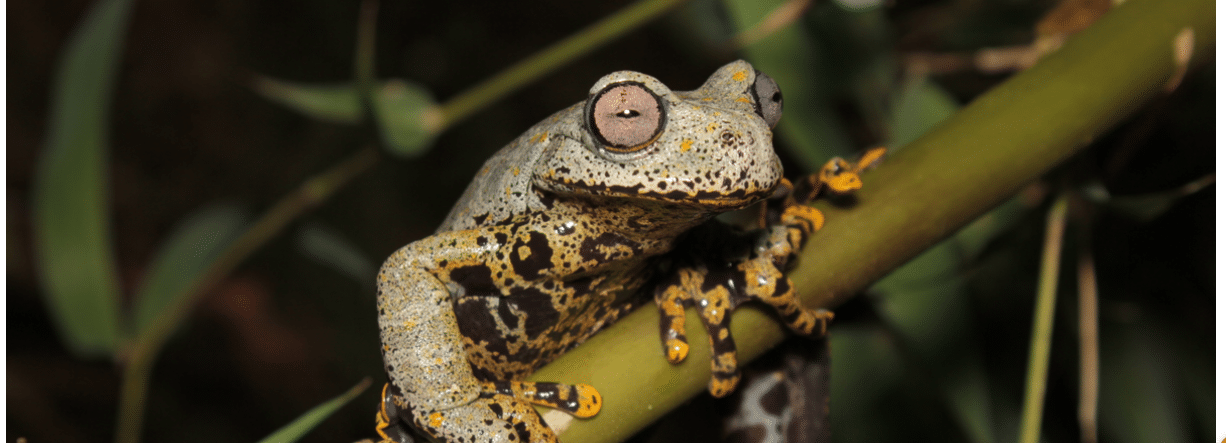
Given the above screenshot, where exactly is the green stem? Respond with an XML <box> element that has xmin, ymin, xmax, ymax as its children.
<box><xmin>114</xmin><ymin>147</ymin><xmax>380</xmax><ymax>443</ymax></box>
<box><xmin>433</xmin><ymin>0</ymin><xmax>689</xmax><ymax>132</ymax></box>
<box><xmin>1019</xmin><ymin>195</ymin><xmax>1068</xmax><ymax>443</ymax></box>
<box><xmin>354</xmin><ymin>0</ymin><xmax>378</xmax><ymax>100</ymax></box>
<box><xmin>529</xmin><ymin>0</ymin><xmax>1214</xmax><ymax>442</ymax></box>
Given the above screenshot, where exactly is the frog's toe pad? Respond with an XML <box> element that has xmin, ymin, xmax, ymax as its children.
<box><xmin>708</xmin><ymin>370</ymin><xmax>742</xmax><ymax>398</ymax></box>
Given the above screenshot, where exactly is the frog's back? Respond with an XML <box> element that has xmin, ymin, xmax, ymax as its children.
<box><xmin>438</xmin><ymin>103</ymin><xmax>583</xmax><ymax>232</ymax></box>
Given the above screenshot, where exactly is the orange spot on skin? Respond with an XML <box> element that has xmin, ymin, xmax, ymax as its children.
<box><xmin>736</xmin><ymin>97</ymin><xmax>751</xmax><ymax>103</ymax></box>
<box><xmin>680</xmin><ymin>139</ymin><xmax>694</xmax><ymax>153</ymax></box>
<box><xmin>428</xmin><ymin>412</ymin><xmax>444</xmax><ymax>427</ymax></box>
<box><xmin>732</xmin><ymin>70</ymin><xmax>748</xmax><ymax>82</ymax></box>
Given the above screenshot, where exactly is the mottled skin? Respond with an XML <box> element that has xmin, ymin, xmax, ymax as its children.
<box><xmin>374</xmin><ymin>60</ymin><xmax>884</xmax><ymax>443</ymax></box>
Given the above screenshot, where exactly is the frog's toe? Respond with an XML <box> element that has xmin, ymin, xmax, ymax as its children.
<box><xmin>482</xmin><ymin>380</ymin><xmax>603</xmax><ymax>418</ymax></box>
<box><xmin>655</xmin><ymin>269</ymin><xmax>702</xmax><ymax>363</ymax></box>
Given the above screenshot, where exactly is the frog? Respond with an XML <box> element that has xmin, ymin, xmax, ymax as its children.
<box><xmin>374</xmin><ymin>60</ymin><xmax>885</xmax><ymax>443</ymax></box>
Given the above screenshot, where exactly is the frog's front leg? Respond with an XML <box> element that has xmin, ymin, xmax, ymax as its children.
<box><xmin>654</xmin><ymin>148</ymin><xmax>886</xmax><ymax>398</ymax></box>
<box><xmin>376</xmin><ymin>242</ymin><xmax>596</xmax><ymax>443</ymax></box>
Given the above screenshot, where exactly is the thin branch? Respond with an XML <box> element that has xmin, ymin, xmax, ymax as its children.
<box><xmin>1019</xmin><ymin>195</ymin><xmax>1068</xmax><ymax>443</ymax></box>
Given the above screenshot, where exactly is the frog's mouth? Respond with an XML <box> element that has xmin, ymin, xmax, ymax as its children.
<box><xmin>547</xmin><ymin>176</ymin><xmax>779</xmax><ymax>210</ymax></box>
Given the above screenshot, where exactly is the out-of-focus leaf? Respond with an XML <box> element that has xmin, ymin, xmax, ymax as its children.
<box><xmin>131</xmin><ymin>203</ymin><xmax>249</xmax><ymax>336</ymax></box>
<box><xmin>1100</xmin><ymin>321</ymin><xmax>1187</xmax><ymax>443</ymax></box>
<box><xmin>723</xmin><ymin>0</ymin><xmax>852</xmax><ymax>170</ymax></box>
<box><xmin>871</xmin><ymin>241</ymin><xmax>994</xmax><ymax>443</ymax></box>
<box><xmin>828</xmin><ymin>326</ymin><xmax>905</xmax><ymax>443</ymax></box>
<box><xmin>31</xmin><ymin>0</ymin><xmax>135</xmax><ymax>357</ymax></box>
<box><xmin>1095</xmin><ymin>174</ymin><xmax>1214</xmax><ymax>222</ymax></box>
<box><xmin>251</xmin><ymin>76</ymin><xmax>363</xmax><ymax>124</ymax></box>
<box><xmin>371</xmin><ymin>78</ymin><xmax>439</xmax><ymax>157</ymax></box>
<box><xmin>257</xmin><ymin>378</ymin><xmax>372</xmax><ymax>443</ymax></box>
<box><xmin>295</xmin><ymin>221</ymin><xmax>376</xmax><ymax>286</ymax></box>
<box><xmin>889</xmin><ymin>76</ymin><xmax>961</xmax><ymax>147</ymax></box>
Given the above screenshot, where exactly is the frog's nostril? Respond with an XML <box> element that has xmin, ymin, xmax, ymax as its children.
<box><xmin>720</xmin><ymin>131</ymin><xmax>736</xmax><ymax>147</ymax></box>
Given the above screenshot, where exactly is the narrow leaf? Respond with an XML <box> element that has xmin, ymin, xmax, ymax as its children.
<box><xmin>371</xmin><ymin>79</ymin><xmax>439</xmax><ymax>157</ymax></box>
<box><xmin>295</xmin><ymin>221</ymin><xmax>376</xmax><ymax>286</ymax></box>
<box><xmin>257</xmin><ymin>378</ymin><xmax>373</xmax><ymax>443</ymax></box>
<box><xmin>31</xmin><ymin>0</ymin><xmax>135</xmax><ymax>357</ymax></box>
<box><xmin>131</xmin><ymin>203</ymin><xmax>249</xmax><ymax>336</ymax></box>
<box><xmin>251</xmin><ymin>76</ymin><xmax>363</xmax><ymax>124</ymax></box>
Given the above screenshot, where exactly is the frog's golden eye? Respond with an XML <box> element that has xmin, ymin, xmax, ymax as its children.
<box><xmin>749</xmin><ymin>70</ymin><xmax>783</xmax><ymax>129</ymax></box>
<box><xmin>586</xmin><ymin>82</ymin><xmax>666</xmax><ymax>153</ymax></box>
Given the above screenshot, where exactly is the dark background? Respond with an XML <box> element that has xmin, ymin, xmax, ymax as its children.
<box><xmin>8</xmin><ymin>0</ymin><xmax>1214</xmax><ymax>442</ymax></box>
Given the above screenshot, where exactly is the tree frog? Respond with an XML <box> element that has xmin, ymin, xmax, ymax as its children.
<box><xmin>374</xmin><ymin>60</ymin><xmax>884</xmax><ymax>443</ymax></box>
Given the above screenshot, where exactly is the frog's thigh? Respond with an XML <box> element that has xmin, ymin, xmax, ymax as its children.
<box><xmin>378</xmin><ymin>254</ymin><xmax>530</xmax><ymax>441</ymax></box>
<box><xmin>377</xmin><ymin>257</ymin><xmax>481</xmax><ymax>409</ymax></box>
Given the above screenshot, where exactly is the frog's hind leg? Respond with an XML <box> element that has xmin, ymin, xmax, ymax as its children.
<box><xmin>377</xmin><ymin>250</ymin><xmax>560</xmax><ymax>442</ymax></box>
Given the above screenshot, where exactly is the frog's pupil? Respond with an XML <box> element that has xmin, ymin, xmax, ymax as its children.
<box><xmin>617</xmin><ymin>109</ymin><xmax>640</xmax><ymax>118</ymax></box>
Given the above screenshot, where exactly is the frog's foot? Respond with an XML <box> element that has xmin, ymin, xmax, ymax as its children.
<box><xmin>736</xmin><ymin>251</ymin><xmax>835</xmax><ymax>338</ymax></box>
<box><xmin>653</xmin><ymin>265</ymin><xmax>743</xmax><ymax>397</ymax></box>
<box><xmin>378</xmin><ymin>382</ymin><xmax>563</xmax><ymax>443</ymax></box>
<box><xmin>481</xmin><ymin>380</ymin><xmax>603</xmax><ymax>418</ymax></box>
<box><xmin>806</xmin><ymin>146</ymin><xmax>887</xmax><ymax>199</ymax></box>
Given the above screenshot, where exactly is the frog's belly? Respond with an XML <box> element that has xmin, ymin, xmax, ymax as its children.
<box><xmin>454</xmin><ymin>274</ymin><xmax>649</xmax><ymax>381</ymax></box>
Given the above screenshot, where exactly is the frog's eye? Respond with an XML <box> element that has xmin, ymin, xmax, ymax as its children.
<box><xmin>749</xmin><ymin>70</ymin><xmax>783</xmax><ymax>128</ymax></box>
<box><xmin>587</xmin><ymin>82</ymin><xmax>666</xmax><ymax>153</ymax></box>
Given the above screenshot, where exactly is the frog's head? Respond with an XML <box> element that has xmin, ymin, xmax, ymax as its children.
<box><xmin>535</xmin><ymin>60</ymin><xmax>784</xmax><ymax>211</ymax></box>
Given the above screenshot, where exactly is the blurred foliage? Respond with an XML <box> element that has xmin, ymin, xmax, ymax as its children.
<box><xmin>8</xmin><ymin>0</ymin><xmax>1212</xmax><ymax>443</ymax></box>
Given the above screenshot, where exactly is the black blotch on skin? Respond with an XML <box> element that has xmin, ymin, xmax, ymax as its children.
<box><xmin>450</xmin><ymin>265</ymin><xmax>499</xmax><ymax>297</ymax></box>
<box><xmin>497</xmin><ymin>297</ymin><xmax>520</xmax><ymax>331</ymax></box>
<box><xmin>455</xmin><ymin>297</ymin><xmax>510</xmax><ymax>357</ymax></box>
<box><xmin>510</xmin><ymin>231</ymin><xmax>553</xmax><ymax>279</ymax></box>
<box><xmin>509</xmin><ymin>287</ymin><xmax>560</xmax><ymax>340</ymax></box>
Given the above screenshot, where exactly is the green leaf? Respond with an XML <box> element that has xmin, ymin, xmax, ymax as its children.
<box><xmin>294</xmin><ymin>221</ymin><xmax>376</xmax><ymax>286</ymax></box>
<box><xmin>31</xmin><ymin>0</ymin><xmax>136</xmax><ymax>357</ymax></box>
<box><xmin>1096</xmin><ymin>174</ymin><xmax>1214</xmax><ymax>222</ymax></box>
<box><xmin>371</xmin><ymin>79</ymin><xmax>439</xmax><ymax>157</ymax></box>
<box><xmin>131</xmin><ymin>203</ymin><xmax>249</xmax><ymax>336</ymax></box>
<box><xmin>257</xmin><ymin>378</ymin><xmax>373</xmax><ymax>443</ymax></box>
<box><xmin>250</xmin><ymin>76</ymin><xmax>363</xmax><ymax>124</ymax></box>
<box><xmin>888</xmin><ymin>76</ymin><xmax>961</xmax><ymax>147</ymax></box>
